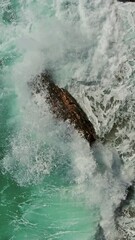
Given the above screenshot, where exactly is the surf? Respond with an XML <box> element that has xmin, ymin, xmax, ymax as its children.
<box><xmin>0</xmin><ymin>0</ymin><xmax>135</xmax><ymax>239</ymax></box>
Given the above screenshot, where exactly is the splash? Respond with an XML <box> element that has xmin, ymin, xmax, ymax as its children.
<box><xmin>0</xmin><ymin>0</ymin><xmax>135</xmax><ymax>239</ymax></box>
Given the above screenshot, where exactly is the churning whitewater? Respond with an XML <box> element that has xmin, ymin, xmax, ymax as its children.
<box><xmin>0</xmin><ymin>0</ymin><xmax>135</xmax><ymax>240</ymax></box>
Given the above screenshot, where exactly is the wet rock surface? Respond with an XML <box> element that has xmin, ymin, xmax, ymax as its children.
<box><xmin>32</xmin><ymin>71</ymin><xmax>96</xmax><ymax>145</ymax></box>
<box><xmin>31</xmin><ymin>71</ymin><xmax>135</xmax><ymax>240</ymax></box>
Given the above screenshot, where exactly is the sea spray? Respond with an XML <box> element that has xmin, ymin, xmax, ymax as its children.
<box><xmin>0</xmin><ymin>0</ymin><xmax>135</xmax><ymax>239</ymax></box>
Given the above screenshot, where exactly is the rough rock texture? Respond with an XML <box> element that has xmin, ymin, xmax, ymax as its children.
<box><xmin>31</xmin><ymin>72</ymin><xmax>135</xmax><ymax>239</ymax></box>
<box><xmin>32</xmin><ymin>72</ymin><xmax>96</xmax><ymax>145</ymax></box>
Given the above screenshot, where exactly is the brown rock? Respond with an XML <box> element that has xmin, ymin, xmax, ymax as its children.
<box><xmin>32</xmin><ymin>71</ymin><xmax>96</xmax><ymax>145</ymax></box>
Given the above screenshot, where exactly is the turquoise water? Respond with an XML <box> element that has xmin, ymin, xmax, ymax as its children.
<box><xmin>0</xmin><ymin>62</ymin><xmax>99</xmax><ymax>239</ymax></box>
<box><xmin>1</xmin><ymin>1</ymin><xmax>133</xmax><ymax>239</ymax></box>
<box><xmin>0</xmin><ymin>173</ymin><xmax>99</xmax><ymax>240</ymax></box>
<box><xmin>0</xmin><ymin>1</ymin><xmax>100</xmax><ymax>239</ymax></box>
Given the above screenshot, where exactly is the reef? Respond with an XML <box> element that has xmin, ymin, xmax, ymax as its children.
<box><xmin>31</xmin><ymin>71</ymin><xmax>135</xmax><ymax>239</ymax></box>
<box><xmin>31</xmin><ymin>71</ymin><xmax>96</xmax><ymax>146</ymax></box>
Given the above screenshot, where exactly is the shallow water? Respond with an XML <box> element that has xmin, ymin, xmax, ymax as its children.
<box><xmin>0</xmin><ymin>0</ymin><xmax>135</xmax><ymax>240</ymax></box>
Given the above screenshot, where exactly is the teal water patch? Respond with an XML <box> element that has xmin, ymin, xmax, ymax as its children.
<box><xmin>0</xmin><ymin>0</ymin><xmax>102</xmax><ymax>239</ymax></box>
<box><xmin>2</xmin><ymin>1</ymin><xmax>19</xmax><ymax>24</ymax></box>
<box><xmin>0</xmin><ymin>173</ymin><xmax>29</xmax><ymax>239</ymax></box>
<box><xmin>2</xmin><ymin>0</ymin><xmax>27</xmax><ymax>23</ymax></box>
<box><xmin>0</xmin><ymin>174</ymin><xmax>99</xmax><ymax>240</ymax></box>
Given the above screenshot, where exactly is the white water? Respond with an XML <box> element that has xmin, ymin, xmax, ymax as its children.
<box><xmin>1</xmin><ymin>0</ymin><xmax>135</xmax><ymax>239</ymax></box>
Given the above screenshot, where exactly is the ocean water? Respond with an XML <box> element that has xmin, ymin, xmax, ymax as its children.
<box><xmin>0</xmin><ymin>0</ymin><xmax>135</xmax><ymax>240</ymax></box>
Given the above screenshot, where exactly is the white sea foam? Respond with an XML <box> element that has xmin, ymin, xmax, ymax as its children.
<box><xmin>1</xmin><ymin>0</ymin><xmax>135</xmax><ymax>239</ymax></box>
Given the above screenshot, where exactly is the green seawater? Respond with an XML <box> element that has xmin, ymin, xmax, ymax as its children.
<box><xmin>0</xmin><ymin>1</ymin><xmax>100</xmax><ymax>239</ymax></box>
<box><xmin>0</xmin><ymin>79</ymin><xmax>99</xmax><ymax>239</ymax></box>
<box><xmin>0</xmin><ymin>173</ymin><xmax>99</xmax><ymax>240</ymax></box>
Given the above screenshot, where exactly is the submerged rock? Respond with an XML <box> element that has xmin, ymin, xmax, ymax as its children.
<box><xmin>32</xmin><ymin>71</ymin><xmax>96</xmax><ymax>145</ymax></box>
<box><xmin>95</xmin><ymin>225</ymin><xmax>106</xmax><ymax>240</ymax></box>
